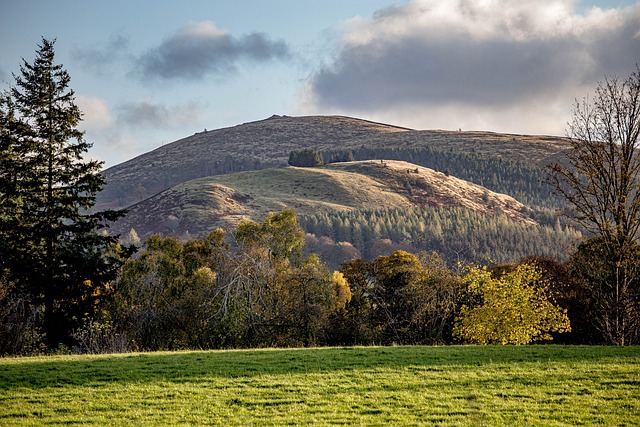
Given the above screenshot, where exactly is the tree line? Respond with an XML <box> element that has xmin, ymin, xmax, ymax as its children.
<box><xmin>0</xmin><ymin>209</ymin><xmax>579</xmax><ymax>353</ymax></box>
<box><xmin>0</xmin><ymin>206</ymin><xmax>634</xmax><ymax>353</ymax></box>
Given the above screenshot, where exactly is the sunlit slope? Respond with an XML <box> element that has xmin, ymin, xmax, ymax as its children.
<box><xmin>111</xmin><ymin>160</ymin><xmax>533</xmax><ymax>240</ymax></box>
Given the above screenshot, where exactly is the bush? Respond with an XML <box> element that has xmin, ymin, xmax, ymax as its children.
<box><xmin>0</xmin><ymin>273</ymin><xmax>44</xmax><ymax>355</ymax></box>
<box><xmin>71</xmin><ymin>316</ymin><xmax>130</xmax><ymax>354</ymax></box>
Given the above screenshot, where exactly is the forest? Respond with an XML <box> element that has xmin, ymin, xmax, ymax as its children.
<box><xmin>286</xmin><ymin>140</ymin><xmax>579</xmax><ymax>268</ymax></box>
<box><xmin>1</xmin><ymin>39</ymin><xmax>639</xmax><ymax>355</ymax></box>
<box><xmin>319</xmin><ymin>145</ymin><xmax>561</xmax><ymax>208</ymax></box>
<box><xmin>299</xmin><ymin>206</ymin><xmax>581</xmax><ymax>268</ymax></box>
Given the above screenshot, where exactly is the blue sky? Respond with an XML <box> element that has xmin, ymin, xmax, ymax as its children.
<box><xmin>1</xmin><ymin>0</ymin><xmax>638</xmax><ymax>168</ymax></box>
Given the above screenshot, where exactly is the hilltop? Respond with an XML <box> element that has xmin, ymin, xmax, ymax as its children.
<box><xmin>96</xmin><ymin>115</ymin><xmax>409</xmax><ymax>210</ymax></box>
<box><xmin>96</xmin><ymin>115</ymin><xmax>572</xmax><ymax>211</ymax></box>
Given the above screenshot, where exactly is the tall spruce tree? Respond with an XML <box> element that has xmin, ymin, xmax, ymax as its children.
<box><xmin>0</xmin><ymin>38</ymin><xmax>130</xmax><ymax>349</ymax></box>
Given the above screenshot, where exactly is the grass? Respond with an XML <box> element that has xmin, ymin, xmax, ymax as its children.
<box><xmin>116</xmin><ymin>160</ymin><xmax>534</xmax><ymax>240</ymax></box>
<box><xmin>115</xmin><ymin>161</ymin><xmax>416</xmax><ymax>238</ymax></box>
<box><xmin>1</xmin><ymin>345</ymin><xmax>639</xmax><ymax>426</ymax></box>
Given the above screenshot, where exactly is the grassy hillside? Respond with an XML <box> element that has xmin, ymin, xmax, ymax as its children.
<box><xmin>98</xmin><ymin>115</ymin><xmax>580</xmax><ymax>264</ymax></box>
<box><xmin>96</xmin><ymin>115</ymin><xmax>571</xmax><ymax>211</ymax></box>
<box><xmin>97</xmin><ymin>115</ymin><xmax>411</xmax><ymax>210</ymax></box>
<box><xmin>110</xmin><ymin>160</ymin><xmax>532</xmax><ymax>240</ymax></box>
<box><xmin>1</xmin><ymin>346</ymin><xmax>638</xmax><ymax>426</ymax></box>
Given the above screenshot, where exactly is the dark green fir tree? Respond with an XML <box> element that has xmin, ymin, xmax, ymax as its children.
<box><xmin>0</xmin><ymin>38</ymin><xmax>132</xmax><ymax>349</ymax></box>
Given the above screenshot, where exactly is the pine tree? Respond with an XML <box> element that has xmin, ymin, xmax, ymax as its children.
<box><xmin>288</xmin><ymin>148</ymin><xmax>324</xmax><ymax>167</ymax></box>
<box><xmin>0</xmin><ymin>38</ymin><xmax>131</xmax><ymax>348</ymax></box>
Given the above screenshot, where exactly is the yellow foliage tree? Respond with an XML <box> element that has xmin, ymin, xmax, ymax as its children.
<box><xmin>331</xmin><ymin>271</ymin><xmax>352</xmax><ymax>311</ymax></box>
<box><xmin>454</xmin><ymin>264</ymin><xmax>570</xmax><ymax>345</ymax></box>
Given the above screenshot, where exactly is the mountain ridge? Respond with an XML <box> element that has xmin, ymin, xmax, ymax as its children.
<box><xmin>96</xmin><ymin>115</ymin><xmax>572</xmax><ymax>212</ymax></box>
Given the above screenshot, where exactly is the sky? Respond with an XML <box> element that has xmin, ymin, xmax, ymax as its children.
<box><xmin>1</xmin><ymin>0</ymin><xmax>639</xmax><ymax>168</ymax></box>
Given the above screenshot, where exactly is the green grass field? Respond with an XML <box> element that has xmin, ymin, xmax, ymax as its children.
<box><xmin>1</xmin><ymin>346</ymin><xmax>638</xmax><ymax>426</ymax></box>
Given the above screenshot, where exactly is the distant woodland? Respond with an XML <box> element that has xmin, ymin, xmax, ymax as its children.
<box><xmin>300</xmin><ymin>206</ymin><xmax>581</xmax><ymax>269</ymax></box>
<box><xmin>290</xmin><ymin>146</ymin><xmax>578</xmax><ymax>267</ymax></box>
<box><xmin>321</xmin><ymin>146</ymin><xmax>561</xmax><ymax>208</ymax></box>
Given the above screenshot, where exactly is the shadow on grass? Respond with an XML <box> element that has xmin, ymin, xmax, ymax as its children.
<box><xmin>1</xmin><ymin>345</ymin><xmax>638</xmax><ymax>390</ymax></box>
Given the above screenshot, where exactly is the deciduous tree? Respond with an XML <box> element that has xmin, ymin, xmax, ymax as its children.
<box><xmin>569</xmin><ymin>237</ymin><xmax>640</xmax><ymax>344</ymax></box>
<box><xmin>111</xmin><ymin>231</ymin><xmax>227</xmax><ymax>350</ymax></box>
<box><xmin>551</xmin><ymin>67</ymin><xmax>640</xmax><ymax>344</ymax></box>
<box><xmin>454</xmin><ymin>264</ymin><xmax>570</xmax><ymax>345</ymax></box>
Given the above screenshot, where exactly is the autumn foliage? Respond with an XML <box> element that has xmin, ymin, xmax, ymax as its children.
<box><xmin>454</xmin><ymin>265</ymin><xmax>570</xmax><ymax>345</ymax></box>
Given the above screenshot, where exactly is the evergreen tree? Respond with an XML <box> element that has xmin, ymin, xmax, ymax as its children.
<box><xmin>288</xmin><ymin>148</ymin><xmax>324</xmax><ymax>167</ymax></box>
<box><xmin>0</xmin><ymin>38</ymin><xmax>131</xmax><ymax>349</ymax></box>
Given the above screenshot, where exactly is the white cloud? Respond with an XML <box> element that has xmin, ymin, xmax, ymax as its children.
<box><xmin>77</xmin><ymin>95</ymin><xmax>114</xmax><ymax>132</ymax></box>
<box><xmin>75</xmin><ymin>95</ymin><xmax>204</xmax><ymax>167</ymax></box>
<box><xmin>301</xmin><ymin>0</ymin><xmax>640</xmax><ymax>134</ymax></box>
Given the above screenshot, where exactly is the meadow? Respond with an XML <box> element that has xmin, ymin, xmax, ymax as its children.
<box><xmin>1</xmin><ymin>345</ymin><xmax>639</xmax><ymax>426</ymax></box>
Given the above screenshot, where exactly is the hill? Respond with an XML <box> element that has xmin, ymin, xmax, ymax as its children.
<box><xmin>99</xmin><ymin>115</ymin><xmax>582</xmax><ymax>264</ymax></box>
<box><xmin>96</xmin><ymin>115</ymin><xmax>572</xmax><ymax>211</ymax></box>
<box><xmin>110</xmin><ymin>160</ymin><xmax>533</xmax><ymax>240</ymax></box>
<box><xmin>96</xmin><ymin>115</ymin><xmax>409</xmax><ymax>210</ymax></box>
